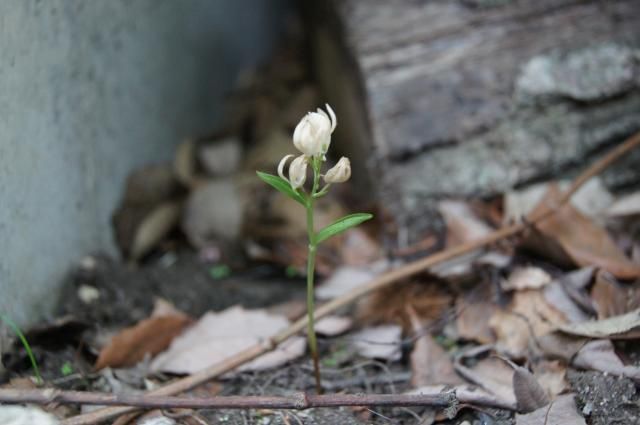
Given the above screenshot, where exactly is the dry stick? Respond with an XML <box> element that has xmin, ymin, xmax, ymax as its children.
<box><xmin>58</xmin><ymin>132</ymin><xmax>640</xmax><ymax>425</ymax></box>
<box><xmin>0</xmin><ymin>389</ymin><xmax>452</xmax><ymax>410</ymax></box>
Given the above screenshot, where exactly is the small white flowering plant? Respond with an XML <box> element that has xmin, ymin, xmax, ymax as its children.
<box><xmin>257</xmin><ymin>104</ymin><xmax>372</xmax><ymax>393</ymax></box>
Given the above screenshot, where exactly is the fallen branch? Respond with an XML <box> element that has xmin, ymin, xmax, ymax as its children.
<box><xmin>56</xmin><ymin>132</ymin><xmax>640</xmax><ymax>425</ymax></box>
<box><xmin>0</xmin><ymin>388</ymin><xmax>453</xmax><ymax>410</ymax></box>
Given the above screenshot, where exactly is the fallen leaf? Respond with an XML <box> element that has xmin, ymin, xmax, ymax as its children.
<box><xmin>267</xmin><ymin>299</ymin><xmax>307</xmax><ymax>322</ymax></box>
<box><xmin>557</xmin><ymin>308</ymin><xmax>640</xmax><ymax>339</ymax></box>
<box><xmin>502</xmin><ymin>267</ymin><xmax>552</xmax><ymax>291</ymax></box>
<box><xmin>0</xmin><ymin>406</ymin><xmax>60</xmax><ymax>425</ymax></box>
<box><xmin>536</xmin><ymin>332</ymin><xmax>587</xmax><ymax>362</ymax></box>
<box><xmin>524</xmin><ymin>184</ymin><xmax>640</xmax><ymax>279</ymax></box>
<box><xmin>510</xmin><ymin>362</ymin><xmax>549</xmax><ymax>413</ymax></box>
<box><xmin>606</xmin><ymin>191</ymin><xmax>640</xmax><ymax>217</ymax></box>
<box><xmin>438</xmin><ymin>200</ymin><xmax>493</xmax><ymax>247</ymax></box>
<box><xmin>572</xmin><ymin>339</ymin><xmax>640</xmax><ymax>382</ymax></box>
<box><xmin>490</xmin><ymin>291</ymin><xmax>567</xmax><ymax>358</ymax></box>
<box><xmin>151</xmin><ymin>306</ymin><xmax>305</xmax><ymax>374</ymax></box>
<box><xmin>456</xmin><ymin>281</ymin><xmax>498</xmax><ymax>344</ymax></box>
<box><xmin>532</xmin><ymin>360</ymin><xmax>568</xmax><ymax>398</ymax></box>
<box><xmin>591</xmin><ymin>270</ymin><xmax>640</xmax><ymax>319</ymax></box>
<box><xmin>95</xmin><ymin>300</ymin><xmax>192</xmax><ymax>370</ymax></box>
<box><xmin>357</xmin><ymin>279</ymin><xmax>452</xmax><ymax>331</ymax></box>
<box><xmin>340</xmin><ymin>228</ymin><xmax>383</xmax><ymax>266</ymax></box>
<box><xmin>408</xmin><ymin>384</ymin><xmax>514</xmax><ymax>410</ymax></box>
<box><xmin>516</xmin><ymin>393</ymin><xmax>586</xmax><ymax>425</ymax></box>
<box><xmin>134</xmin><ymin>410</ymin><xmax>177</xmax><ymax>425</ymax></box>
<box><xmin>489</xmin><ymin>310</ymin><xmax>531</xmax><ymax>358</ymax></box>
<box><xmin>429</xmin><ymin>250</ymin><xmax>481</xmax><ymax>279</ymax></box>
<box><xmin>543</xmin><ymin>268</ymin><xmax>595</xmax><ymax>323</ymax></box>
<box><xmin>407</xmin><ymin>307</ymin><xmax>462</xmax><ymax>387</ymax></box>
<box><xmin>315</xmin><ymin>265</ymin><xmax>379</xmax><ymax>300</ymax></box>
<box><xmin>314</xmin><ymin>316</ymin><xmax>352</xmax><ymax>336</ymax></box>
<box><xmin>350</xmin><ymin>325</ymin><xmax>402</xmax><ymax>361</ymax></box>
<box><xmin>454</xmin><ymin>348</ymin><xmax>517</xmax><ymax>408</ymax></box>
<box><xmin>475</xmin><ymin>251</ymin><xmax>512</xmax><ymax>269</ymax></box>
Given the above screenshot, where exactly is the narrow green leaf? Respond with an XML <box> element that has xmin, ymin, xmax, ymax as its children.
<box><xmin>256</xmin><ymin>171</ymin><xmax>306</xmax><ymax>205</ymax></box>
<box><xmin>316</xmin><ymin>213</ymin><xmax>373</xmax><ymax>244</ymax></box>
<box><xmin>0</xmin><ymin>313</ymin><xmax>42</xmax><ymax>384</ymax></box>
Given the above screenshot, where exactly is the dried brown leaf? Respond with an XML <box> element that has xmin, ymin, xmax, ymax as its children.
<box><xmin>532</xmin><ymin>360</ymin><xmax>568</xmax><ymax>398</ymax></box>
<box><xmin>525</xmin><ymin>184</ymin><xmax>640</xmax><ymax>279</ymax></box>
<box><xmin>572</xmin><ymin>339</ymin><xmax>640</xmax><ymax>382</ymax></box>
<box><xmin>543</xmin><ymin>268</ymin><xmax>596</xmax><ymax>323</ymax></box>
<box><xmin>456</xmin><ymin>280</ymin><xmax>499</xmax><ymax>344</ymax></box>
<box><xmin>490</xmin><ymin>291</ymin><xmax>567</xmax><ymax>358</ymax></box>
<box><xmin>130</xmin><ymin>202</ymin><xmax>182</xmax><ymax>261</ymax></box>
<box><xmin>591</xmin><ymin>270</ymin><xmax>640</xmax><ymax>319</ymax></box>
<box><xmin>407</xmin><ymin>307</ymin><xmax>462</xmax><ymax>387</ymax></box>
<box><xmin>340</xmin><ymin>228</ymin><xmax>383</xmax><ymax>266</ymax></box>
<box><xmin>356</xmin><ymin>279</ymin><xmax>452</xmax><ymax>331</ymax></box>
<box><xmin>439</xmin><ymin>200</ymin><xmax>493</xmax><ymax>247</ymax></box>
<box><xmin>516</xmin><ymin>394</ymin><xmax>586</xmax><ymax>425</ymax></box>
<box><xmin>351</xmin><ymin>325</ymin><xmax>402</xmax><ymax>361</ymax></box>
<box><xmin>512</xmin><ymin>364</ymin><xmax>549</xmax><ymax>413</ymax></box>
<box><xmin>606</xmin><ymin>191</ymin><xmax>640</xmax><ymax>217</ymax></box>
<box><xmin>151</xmin><ymin>306</ymin><xmax>305</xmax><ymax>374</ymax></box>
<box><xmin>95</xmin><ymin>300</ymin><xmax>192</xmax><ymax>370</ymax></box>
<box><xmin>408</xmin><ymin>384</ymin><xmax>514</xmax><ymax>410</ymax></box>
<box><xmin>557</xmin><ymin>308</ymin><xmax>640</xmax><ymax>339</ymax></box>
<box><xmin>503</xmin><ymin>267</ymin><xmax>552</xmax><ymax>291</ymax></box>
<box><xmin>536</xmin><ymin>332</ymin><xmax>587</xmax><ymax>362</ymax></box>
<box><xmin>454</xmin><ymin>346</ymin><xmax>517</xmax><ymax>407</ymax></box>
<box><xmin>313</xmin><ymin>316</ymin><xmax>352</xmax><ymax>336</ymax></box>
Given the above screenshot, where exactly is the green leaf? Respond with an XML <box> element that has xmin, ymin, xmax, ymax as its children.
<box><xmin>209</xmin><ymin>264</ymin><xmax>231</xmax><ymax>280</ymax></box>
<box><xmin>316</xmin><ymin>213</ymin><xmax>373</xmax><ymax>244</ymax></box>
<box><xmin>256</xmin><ymin>171</ymin><xmax>306</xmax><ymax>205</ymax></box>
<box><xmin>61</xmin><ymin>361</ymin><xmax>74</xmax><ymax>377</ymax></box>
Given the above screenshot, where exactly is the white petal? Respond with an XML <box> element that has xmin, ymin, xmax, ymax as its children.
<box><xmin>326</xmin><ymin>104</ymin><xmax>337</xmax><ymax>132</ymax></box>
<box><xmin>277</xmin><ymin>154</ymin><xmax>294</xmax><ymax>182</ymax></box>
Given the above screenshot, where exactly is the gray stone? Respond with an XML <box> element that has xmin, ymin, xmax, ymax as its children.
<box><xmin>181</xmin><ymin>180</ymin><xmax>244</xmax><ymax>247</ymax></box>
<box><xmin>198</xmin><ymin>137</ymin><xmax>243</xmax><ymax>177</ymax></box>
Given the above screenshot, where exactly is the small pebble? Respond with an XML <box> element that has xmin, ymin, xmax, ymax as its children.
<box><xmin>77</xmin><ymin>284</ymin><xmax>100</xmax><ymax>304</ymax></box>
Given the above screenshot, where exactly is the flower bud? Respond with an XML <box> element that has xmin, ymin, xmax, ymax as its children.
<box><xmin>293</xmin><ymin>104</ymin><xmax>337</xmax><ymax>157</ymax></box>
<box><xmin>324</xmin><ymin>157</ymin><xmax>351</xmax><ymax>184</ymax></box>
<box><xmin>288</xmin><ymin>155</ymin><xmax>308</xmax><ymax>189</ymax></box>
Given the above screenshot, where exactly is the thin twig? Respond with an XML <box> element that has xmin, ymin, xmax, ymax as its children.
<box><xmin>0</xmin><ymin>388</ymin><xmax>452</xmax><ymax>410</ymax></box>
<box><xmin>57</xmin><ymin>132</ymin><xmax>640</xmax><ymax>425</ymax></box>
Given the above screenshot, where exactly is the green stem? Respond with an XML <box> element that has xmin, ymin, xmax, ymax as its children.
<box><xmin>0</xmin><ymin>313</ymin><xmax>42</xmax><ymax>385</ymax></box>
<box><xmin>305</xmin><ymin>157</ymin><xmax>322</xmax><ymax>394</ymax></box>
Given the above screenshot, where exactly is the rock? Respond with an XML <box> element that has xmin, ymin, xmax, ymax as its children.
<box><xmin>181</xmin><ymin>179</ymin><xmax>244</xmax><ymax>247</ymax></box>
<box><xmin>112</xmin><ymin>164</ymin><xmax>185</xmax><ymax>259</ymax></box>
<box><xmin>121</xmin><ymin>164</ymin><xmax>181</xmax><ymax>206</ymax></box>
<box><xmin>198</xmin><ymin>137</ymin><xmax>243</xmax><ymax>177</ymax></box>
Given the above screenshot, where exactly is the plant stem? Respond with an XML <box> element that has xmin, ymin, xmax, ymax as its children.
<box><xmin>305</xmin><ymin>158</ymin><xmax>322</xmax><ymax>394</ymax></box>
<box><xmin>0</xmin><ymin>313</ymin><xmax>42</xmax><ymax>385</ymax></box>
